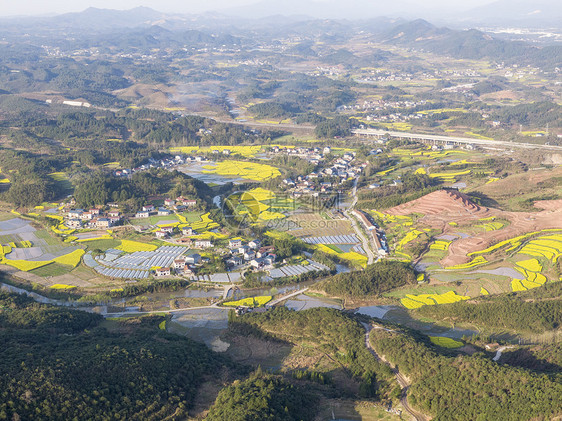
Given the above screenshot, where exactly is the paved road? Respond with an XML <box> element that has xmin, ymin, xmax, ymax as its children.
<box><xmin>353</xmin><ymin>128</ymin><xmax>562</xmax><ymax>151</ymax></box>
<box><xmin>107</xmin><ymin>287</ymin><xmax>309</xmax><ymax>317</ymax></box>
<box><xmin>344</xmin><ymin>179</ymin><xmax>376</xmax><ymax>264</ymax></box>
<box><xmin>363</xmin><ymin>323</ymin><xmax>428</xmax><ymax>421</ymax></box>
<box><xmin>267</xmin><ymin>287</ymin><xmax>309</xmax><ymax>306</ymax></box>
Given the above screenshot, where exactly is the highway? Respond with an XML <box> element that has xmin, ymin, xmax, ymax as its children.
<box><xmin>352</xmin><ymin>128</ymin><xmax>562</xmax><ymax>151</ymax></box>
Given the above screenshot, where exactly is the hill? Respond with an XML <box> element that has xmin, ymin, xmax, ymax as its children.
<box><xmin>0</xmin><ymin>291</ymin><xmax>228</xmax><ymax>420</ymax></box>
<box><xmin>377</xmin><ymin>19</ymin><xmax>562</xmax><ymax>69</ymax></box>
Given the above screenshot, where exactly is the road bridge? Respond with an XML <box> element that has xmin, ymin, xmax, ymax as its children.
<box><xmin>352</xmin><ymin>129</ymin><xmax>562</xmax><ymax>151</ymax></box>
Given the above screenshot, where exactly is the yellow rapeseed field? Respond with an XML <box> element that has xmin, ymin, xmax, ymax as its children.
<box><xmin>223</xmin><ymin>296</ymin><xmax>272</xmax><ymax>307</ymax></box>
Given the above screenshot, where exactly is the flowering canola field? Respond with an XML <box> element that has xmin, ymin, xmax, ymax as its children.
<box><xmin>203</xmin><ymin>160</ymin><xmax>281</xmax><ymax>181</ymax></box>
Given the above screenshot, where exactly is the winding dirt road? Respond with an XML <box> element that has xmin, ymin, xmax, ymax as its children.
<box><xmin>363</xmin><ymin>323</ymin><xmax>429</xmax><ymax>421</ymax></box>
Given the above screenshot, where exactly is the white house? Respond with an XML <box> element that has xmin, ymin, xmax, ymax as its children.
<box><xmin>244</xmin><ymin>250</ymin><xmax>256</xmax><ymax>261</ymax></box>
<box><xmin>135</xmin><ymin>211</ymin><xmax>150</xmax><ymax>218</ymax></box>
<box><xmin>67</xmin><ymin>219</ymin><xmax>82</xmax><ymax>228</ymax></box>
<box><xmin>158</xmin><ymin>207</ymin><xmax>172</xmax><ymax>216</ymax></box>
<box><xmin>142</xmin><ymin>205</ymin><xmax>155</xmax><ymax>212</ymax></box>
<box><xmin>173</xmin><ymin>258</ymin><xmax>186</xmax><ymax>269</ymax></box>
<box><xmin>195</xmin><ymin>240</ymin><xmax>212</xmax><ymax>249</ymax></box>
<box><xmin>155</xmin><ymin>267</ymin><xmax>171</xmax><ymax>277</ymax></box>
<box><xmin>229</xmin><ymin>238</ymin><xmax>243</xmax><ymax>249</ymax></box>
<box><xmin>97</xmin><ymin>218</ymin><xmax>111</xmax><ymax>228</ymax></box>
<box><xmin>155</xmin><ymin>230</ymin><xmax>168</xmax><ymax>239</ymax></box>
<box><xmin>68</xmin><ymin>209</ymin><xmax>83</xmax><ymax>219</ymax></box>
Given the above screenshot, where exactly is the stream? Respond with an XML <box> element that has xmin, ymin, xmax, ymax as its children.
<box><xmin>1</xmin><ymin>279</ymin><xmax>478</xmax><ymax>350</ymax></box>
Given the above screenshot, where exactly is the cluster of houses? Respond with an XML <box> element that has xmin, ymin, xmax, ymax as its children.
<box><xmin>134</xmin><ymin>197</ymin><xmax>197</xmax><ymax>219</ymax></box>
<box><xmin>154</xmin><ymin>252</ymin><xmax>203</xmax><ymax>277</ymax></box>
<box><xmin>270</xmin><ymin>146</ymin><xmax>333</xmax><ymax>165</ymax></box>
<box><xmin>65</xmin><ymin>208</ymin><xmax>122</xmax><ymax>229</ymax></box>
<box><xmin>113</xmin><ymin>155</ymin><xmax>212</xmax><ymax>179</ymax></box>
<box><xmin>152</xmin><ymin>238</ymin><xmax>278</xmax><ymax>278</ymax></box>
<box><xmin>225</xmin><ymin>238</ymin><xmax>276</xmax><ymax>271</ymax></box>
<box><xmin>283</xmin><ymin>152</ymin><xmax>367</xmax><ymax>196</ymax></box>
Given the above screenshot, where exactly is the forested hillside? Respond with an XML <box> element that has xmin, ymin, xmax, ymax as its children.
<box><xmin>231</xmin><ymin>307</ymin><xmax>394</xmax><ymax>399</ymax></box>
<box><xmin>0</xmin><ymin>292</ymin><xmax>228</xmax><ymax>421</ymax></box>
<box><xmin>319</xmin><ymin>260</ymin><xmax>416</xmax><ymax>297</ymax></box>
<box><xmin>370</xmin><ymin>327</ymin><xmax>562</xmax><ymax>420</ymax></box>
<box><xmin>414</xmin><ymin>283</ymin><xmax>562</xmax><ymax>334</ymax></box>
<box><xmin>206</xmin><ymin>371</ymin><xmax>318</xmax><ymax>421</ymax></box>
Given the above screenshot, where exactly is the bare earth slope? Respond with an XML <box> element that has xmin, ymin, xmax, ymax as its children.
<box><xmin>385</xmin><ymin>190</ymin><xmax>562</xmax><ymax>266</ymax></box>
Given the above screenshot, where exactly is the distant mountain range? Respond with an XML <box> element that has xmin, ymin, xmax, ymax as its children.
<box><xmin>0</xmin><ymin>6</ymin><xmax>559</xmax><ymax>68</ymax></box>
<box><xmin>463</xmin><ymin>0</ymin><xmax>562</xmax><ymax>26</ymax></box>
<box><xmin>223</xmin><ymin>0</ymin><xmax>562</xmax><ymax>27</ymax></box>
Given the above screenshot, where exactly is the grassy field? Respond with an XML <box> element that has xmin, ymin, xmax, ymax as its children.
<box><xmin>30</xmin><ymin>262</ymin><xmax>73</xmax><ymax>277</ymax></box>
<box><xmin>82</xmin><ymin>239</ymin><xmax>122</xmax><ymax>251</ymax></box>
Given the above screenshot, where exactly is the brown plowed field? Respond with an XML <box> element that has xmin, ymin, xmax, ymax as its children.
<box><xmin>385</xmin><ymin>190</ymin><xmax>562</xmax><ymax>266</ymax></box>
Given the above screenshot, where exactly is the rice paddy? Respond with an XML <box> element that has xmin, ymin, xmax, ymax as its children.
<box><xmin>202</xmin><ymin>160</ymin><xmax>281</xmax><ymax>181</ymax></box>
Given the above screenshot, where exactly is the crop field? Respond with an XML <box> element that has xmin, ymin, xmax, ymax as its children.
<box><xmin>116</xmin><ymin>240</ymin><xmax>158</xmax><ymax>253</ymax></box>
<box><xmin>430</xmin><ymin>240</ymin><xmax>451</xmax><ymax>251</ymax></box>
<box><xmin>184</xmin><ymin>212</ymin><xmax>220</xmax><ymax>232</ymax></box>
<box><xmin>518</xmin><ymin>234</ymin><xmax>562</xmax><ymax>263</ymax></box>
<box><xmin>223</xmin><ymin>296</ymin><xmax>272</xmax><ymax>307</ymax></box>
<box><xmin>228</xmin><ymin>188</ymin><xmax>292</xmax><ymax>223</ymax></box>
<box><xmin>52</xmin><ymin>249</ymin><xmax>85</xmax><ymax>268</ymax></box>
<box><xmin>428</xmin><ymin>169</ymin><xmax>471</xmax><ymax>182</ymax></box>
<box><xmin>429</xmin><ymin>336</ymin><xmax>463</xmax><ymax>348</ymax></box>
<box><xmin>202</xmin><ymin>160</ymin><xmax>281</xmax><ymax>181</ymax></box>
<box><xmin>50</xmin><ymin>284</ymin><xmax>77</xmax><ymax>290</ymax></box>
<box><xmin>475</xmin><ymin>221</ymin><xmax>506</xmax><ymax>232</ymax></box>
<box><xmin>31</xmin><ymin>262</ymin><xmax>77</xmax><ymax>277</ymax></box>
<box><xmin>401</xmin><ymin>290</ymin><xmax>469</xmax><ymax>309</ymax></box>
<box><xmin>315</xmin><ymin>243</ymin><xmax>368</xmax><ymax>267</ymax></box>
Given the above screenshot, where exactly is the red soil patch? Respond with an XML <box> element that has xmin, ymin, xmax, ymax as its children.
<box><xmin>385</xmin><ymin>190</ymin><xmax>562</xmax><ymax>266</ymax></box>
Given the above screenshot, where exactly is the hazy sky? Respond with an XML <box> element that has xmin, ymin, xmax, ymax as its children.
<box><xmin>0</xmin><ymin>0</ymin><xmax>500</xmax><ymax>17</ymax></box>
